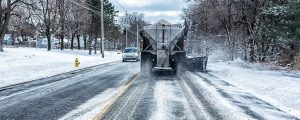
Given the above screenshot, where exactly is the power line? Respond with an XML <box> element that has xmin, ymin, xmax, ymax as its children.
<box><xmin>110</xmin><ymin>0</ymin><xmax>130</xmax><ymax>47</ymax></box>
<box><xmin>70</xmin><ymin>0</ymin><xmax>113</xmax><ymax>21</ymax></box>
<box><xmin>83</xmin><ymin>2</ymin><xmax>101</xmax><ymax>12</ymax></box>
<box><xmin>70</xmin><ymin>0</ymin><xmax>101</xmax><ymax>15</ymax></box>
<box><xmin>112</xmin><ymin>0</ymin><xmax>128</xmax><ymax>13</ymax></box>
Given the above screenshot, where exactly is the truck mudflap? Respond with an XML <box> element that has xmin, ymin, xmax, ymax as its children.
<box><xmin>185</xmin><ymin>56</ymin><xmax>208</xmax><ymax>72</ymax></box>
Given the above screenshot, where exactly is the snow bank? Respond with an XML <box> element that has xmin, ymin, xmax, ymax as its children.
<box><xmin>0</xmin><ymin>48</ymin><xmax>122</xmax><ymax>88</ymax></box>
<box><xmin>228</xmin><ymin>58</ymin><xmax>290</xmax><ymax>70</ymax></box>
<box><xmin>208</xmin><ymin>60</ymin><xmax>300</xmax><ymax>117</ymax></box>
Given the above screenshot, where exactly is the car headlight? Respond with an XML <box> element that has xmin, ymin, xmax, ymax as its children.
<box><xmin>135</xmin><ymin>53</ymin><xmax>138</xmax><ymax>56</ymax></box>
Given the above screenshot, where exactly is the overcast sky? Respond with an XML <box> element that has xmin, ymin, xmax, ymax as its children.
<box><xmin>111</xmin><ymin>0</ymin><xmax>186</xmax><ymax>24</ymax></box>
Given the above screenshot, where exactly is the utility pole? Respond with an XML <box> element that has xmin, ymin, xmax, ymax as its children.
<box><xmin>101</xmin><ymin>0</ymin><xmax>104</xmax><ymax>58</ymax></box>
<box><xmin>125</xmin><ymin>12</ymin><xmax>128</xmax><ymax>48</ymax></box>
<box><xmin>136</xmin><ymin>24</ymin><xmax>139</xmax><ymax>48</ymax></box>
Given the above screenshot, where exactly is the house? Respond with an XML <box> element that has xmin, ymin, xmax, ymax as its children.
<box><xmin>36</xmin><ymin>37</ymin><xmax>59</xmax><ymax>48</ymax></box>
<box><xmin>14</xmin><ymin>36</ymin><xmax>36</xmax><ymax>47</ymax></box>
<box><xmin>105</xmin><ymin>39</ymin><xmax>115</xmax><ymax>50</ymax></box>
<box><xmin>73</xmin><ymin>36</ymin><xmax>86</xmax><ymax>49</ymax></box>
<box><xmin>3</xmin><ymin>34</ymin><xmax>13</xmax><ymax>46</ymax></box>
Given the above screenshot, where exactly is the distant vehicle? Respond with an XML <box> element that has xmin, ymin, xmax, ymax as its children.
<box><xmin>139</xmin><ymin>19</ymin><xmax>208</xmax><ymax>74</ymax></box>
<box><xmin>122</xmin><ymin>47</ymin><xmax>140</xmax><ymax>62</ymax></box>
<box><xmin>117</xmin><ymin>50</ymin><xmax>122</xmax><ymax>54</ymax></box>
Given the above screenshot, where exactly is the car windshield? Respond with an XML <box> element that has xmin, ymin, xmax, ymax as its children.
<box><xmin>124</xmin><ymin>49</ymin><xmax>137</xmax><ymax>53</ymax></box>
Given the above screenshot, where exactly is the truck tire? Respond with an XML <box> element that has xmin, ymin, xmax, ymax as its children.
<box><xmin>141</xmin><ymin>52</ymin><xmax>153</xmax><ymax>76</ymax></box>
<box><xmin>174</xmin><ymin>52</ymin><xmax>186</xmax><ymax>75</ymax></box>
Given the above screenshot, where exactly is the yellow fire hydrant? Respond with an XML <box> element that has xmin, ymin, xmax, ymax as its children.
<box><xmin>75</xmin><ymin>57</ymin><xmax>80</xmax><ymax>67</ymax></box>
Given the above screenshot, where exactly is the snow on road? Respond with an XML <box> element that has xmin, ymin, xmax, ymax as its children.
<box><xmin>183</xmin><ymin>72</ymin><xmax>251</xmax><ymax>120</ymax></box>
<box><xmin>151</xmin><ymin>80</ymin><xmax>196</xmax><ymax>120</ymax></box>
<box><xmin>207</xmin><ymin>59</ymin><xmax>300</xmax><ymax>118</ymax></box>
<box><xmin>0</xmin><ymin>48</ymin><xmax>122</xmax><ymax>88</ymax></box>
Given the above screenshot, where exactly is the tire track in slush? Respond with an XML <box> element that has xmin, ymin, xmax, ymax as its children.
<box><xmin>101</xmin><ymin>73</ymin><xmax>151</xmax><ymax>120</ymax></box>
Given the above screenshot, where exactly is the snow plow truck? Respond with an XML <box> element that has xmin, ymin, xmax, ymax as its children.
<box><xmin>139</xmin><ymin>19</ymin><xmax>208</xmax><ymax>74</ymax></box>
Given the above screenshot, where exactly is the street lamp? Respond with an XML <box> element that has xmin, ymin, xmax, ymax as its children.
<box><xmin>125</xmin><ymin>12</ymin><xmax>128</xmax><ymax>48</ymax></box>
<box><xmin>136</xmin><ymin>24</ymin><xmax>139</xmax><ymax>47</ymax></box>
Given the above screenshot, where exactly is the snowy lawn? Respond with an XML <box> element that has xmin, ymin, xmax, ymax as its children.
<box><xmin>0</xmin><ymin>47</ymin><xmax>122</xmax><ymax>88</ymax></box>
<box><xmin>208</xmin><ymin>59</ymin><xmax>300</xmax><ymax>117</ymax></box>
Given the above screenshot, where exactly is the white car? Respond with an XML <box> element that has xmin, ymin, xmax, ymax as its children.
<box><xmin>122</xmin><ymin>47</ymin><xmax>140</xmax><ymax>62</ymax></box>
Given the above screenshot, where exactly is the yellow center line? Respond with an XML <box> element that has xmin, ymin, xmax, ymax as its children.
<box><xmin>93</xmin><ymin>72</ymin><xmax>140</xmax><ymax>120</ymax></box>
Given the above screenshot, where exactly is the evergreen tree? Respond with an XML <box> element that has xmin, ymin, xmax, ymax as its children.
<box><xmin>86</xmin><ymin>0</ymin><xmax>118</xmax><ymax>53</ymax></box>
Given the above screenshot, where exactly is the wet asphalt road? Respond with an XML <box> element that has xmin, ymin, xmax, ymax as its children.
<box><xmin>102</xmin><ymin>71</ymin><xmax>200</xmax><ymax>120</ymax></box>
<box><xmin>101</xmin><ymin>69</ymin><xmax>300</xmax><ymax>120</ymax></box>
<box><xmin>0</xmin><ymin>61</ymin><xmax>139</xmax><ymax>120</ymax></box>
<box><xmin>1</xmin><ymin>61</ymin><xmax>298</xmax><ymax>120</ymax></box>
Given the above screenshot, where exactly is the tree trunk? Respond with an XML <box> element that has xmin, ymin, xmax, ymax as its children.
<box><xmin>60</xmin><ymin>35</ymin><xmax>64</xmax><ymax>50</ymax></box>
<box><xmin>88</xmin><ymin>34</ymin><xmax>93</xmax><ymax>55</ymax></box>
<box><xmin>77</xmin><ymin>34</ymin><xmax>80</xmax><ymax>50</ymax></box>
<box><xmin>249</xmin><ymin>39</ymin><xmax>255</xmax><ymax>62</ymax></box>
<box><xmin>59</xmin><ymin>0</ymin><xmax>65</xmax><ymax>50</ymax></box>
<box><xmin>71</xmin><ymin>33</ymin><xmax>75</xmax><ymax>50</ymax></box>
<box><xmin>289</xmin><ymin>43</ymin><xmax>296</xmax><ymax>62</ymax></box>
<box><xmin>244</xmin><ymin>47</ymin><xmax>248</xmax><ymax>61</ymax></box>
<box><xmin>47</xmin><ymin>34</ymin><xmax>51</xmax><ymax>51</ymax></box>
<box><xmin>94</xmin><ymin>37</ymin><xmax>97</xmax><ymax>54</ymax></box>
<box><xmin>243</xmin><ymin>38</ymin><xmax>248</xmax><ymax>61</ymax></box>
<box><xmin>83</xmin><ymin>34</ymin><xmax>87</xmax><ymax>50</ymax></box>
<box><xmin>113</xmin><ymin>39</ymin><xmax>116</xmax><ymax>51</ymax></box>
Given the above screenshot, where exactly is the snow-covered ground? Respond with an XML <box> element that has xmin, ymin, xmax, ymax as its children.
<box><xmin>207</xmin><ymin>59</ymin><xmax>300</xmax><ymax>118</ymax></box>
<box><xmin>0</xmin><ymin>48</ymin><xmax>122</xmax><ymax>88</ymax></box>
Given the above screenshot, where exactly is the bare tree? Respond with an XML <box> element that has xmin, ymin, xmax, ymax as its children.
<box><xmin>183</xmin><ymin>0</ymin><xmax>269</xmax><ymax>62</ymax></box>
<box><xmin>57</xmin><ymin>0</ymin><xmax>65</xmax><ymax>50</ymax></box>
<box><xmin>26</xmin><ymin>0</ymin><xmax>59</xmax><ymax>51</ymax></box>
<box><xmin>119</xmin><ymin>12</ymin><xmax>146</xmax><ymax>47</ymax></box>
<box><xmin>0</xmin><ymin>0</ymin><xmax>12</xmax><ymax>52</ymax></box>
<box><xmin>0</xmin><ymin>0</ymin><xmax>27</xmax><ymax>51</ymax></box>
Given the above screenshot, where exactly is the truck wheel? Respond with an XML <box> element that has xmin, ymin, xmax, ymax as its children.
<box><xmin>175</xmin><ymin>62</ymin><xmax>183</xmax><ymax>75</ymax></box>
<box><xmin>141</xmin><ymin>53</ymin><xmax>153</xmax><ymax>76</ymax></box>
<box><xmin>175</xmin><ymin>52</ymin><xmax>186</xmax><ymax>75</ymax></box>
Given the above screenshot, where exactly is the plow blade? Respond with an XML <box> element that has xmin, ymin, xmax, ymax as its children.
<box><xmin>185</xmin><ymin>57</ymin><xmax>208</xmax><ymax>72</ymax></box>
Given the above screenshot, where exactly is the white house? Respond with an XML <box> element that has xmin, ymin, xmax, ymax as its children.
<box><xmin>3</xmin><ymin>34</ymin><xmax>13</xmax><ymax>46</ymax></box>
<box><xmin>36</xmin><ymin>37</ymin><xmax>59</xmax><ymax>48</ymax></box>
